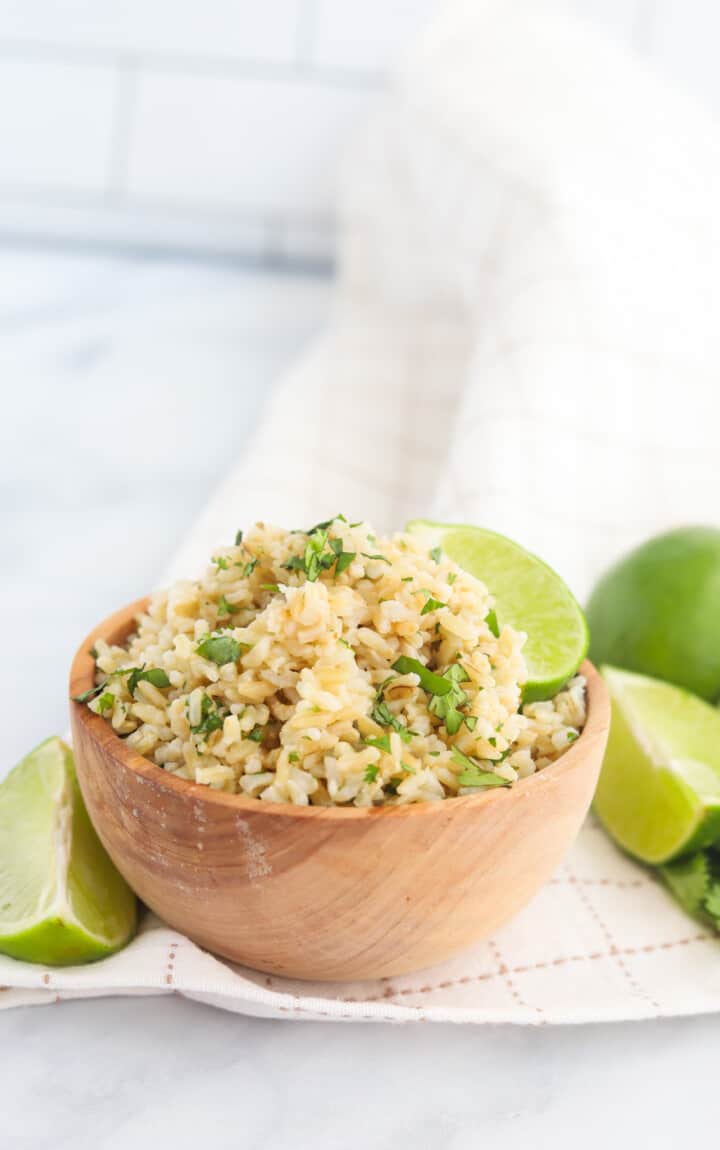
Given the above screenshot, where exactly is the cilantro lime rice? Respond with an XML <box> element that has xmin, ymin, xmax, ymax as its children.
<box><xmin>81</xmin><ymin>518</ymin><xmax>586</xmax><ymax>806</ymax></box>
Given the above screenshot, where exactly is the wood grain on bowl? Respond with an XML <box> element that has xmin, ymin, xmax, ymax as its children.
<box><xmin>69</xmin><ymin>598</ymin><xmax>610</xmax><ymax>982</ymax></box>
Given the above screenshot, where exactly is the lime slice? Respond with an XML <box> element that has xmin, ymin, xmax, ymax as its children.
<box><xmin>594</xmin><ymin>666</ymin><xmax>720</xmax><ymax>864</ymax></box>
<box><xmin>0</xmin><ymin>737</ymin><xmax>137</xmax><ymax>965</ymax></box>
<box><xmin>407</xmin><ymin>519</ymin><xmax>588</xmax><ymax>701</ymax></box>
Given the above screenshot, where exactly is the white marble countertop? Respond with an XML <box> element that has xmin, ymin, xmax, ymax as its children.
<box><xmin>1</xmin><ymin>247</ymin><xmax>716</xmax><ymax>1149</ymax></box>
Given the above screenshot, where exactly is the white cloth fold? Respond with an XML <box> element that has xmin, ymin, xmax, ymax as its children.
<box><xmin>4</xmin><ymin>0</ymin><xmax>720</xmax><ymax>1021</ymax></box>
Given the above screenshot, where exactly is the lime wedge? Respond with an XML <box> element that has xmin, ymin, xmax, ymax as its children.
<box><xmin>0</xmin><ymin>737</ymin><xmax>137</xmax><ymax>965</ymax></box>
<box><xmin>594</xmin><ymin>667</ymin><xmax>720</xmax><ymax>864</ymax></box>
<box><xmin>407</xmin><ymin>519</ymin><xmax>588</xmax><ymax>701</ymax></box>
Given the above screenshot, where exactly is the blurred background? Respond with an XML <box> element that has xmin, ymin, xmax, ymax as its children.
<box><xmin>0</xmin><ymin>0</ymin><xmax>718</xmax><ymax>264</ymax></box>
<box><xmin>1</xmin><ymin>0</ymin><xmax>718</xmax><ymax>766</ymax></box>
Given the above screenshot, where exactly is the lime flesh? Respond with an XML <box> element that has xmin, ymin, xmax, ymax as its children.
<box><xmin>0</xmin><ymin>737</ymin><xmax>137</xmax><ymax>965</ymax></box>
<box><xmin>594</xmin><ymin>667</ymin><xmax>720</xmax><ymax>865</ymax></box>
<box><xmin>407</xmin><ymin>519</ymin><xmax>588</xmax><ymax>701</ymax></box>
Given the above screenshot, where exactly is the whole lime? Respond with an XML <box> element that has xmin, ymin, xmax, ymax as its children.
<box><xmin>587</xmin><ymin>527</ymin><xmax>720</xmax><ymax>702</ymax></box>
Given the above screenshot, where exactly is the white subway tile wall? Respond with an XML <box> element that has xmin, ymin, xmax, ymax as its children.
<box><xmin>0</xmin><ymin>0</ymin><xmax>713</xmax><ymax>265</ymax></box>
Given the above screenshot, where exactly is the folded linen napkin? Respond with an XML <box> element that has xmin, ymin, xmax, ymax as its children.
<box><xmin>4</xmin><ymin>0</ymin><xmax>720</xmax><ymax>1022</ymax></box>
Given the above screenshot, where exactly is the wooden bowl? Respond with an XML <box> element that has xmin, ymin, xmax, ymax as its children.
<box><xmin>69</xmin><ymin>598</ymin><xmax>610</xmax><ymax>982</ymax></box>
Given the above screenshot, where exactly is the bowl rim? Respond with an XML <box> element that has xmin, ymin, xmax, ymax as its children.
<box><xmin>69</xmin><ymin>597</ymin><xmax>610</xmax><ymax>822</ymax></box>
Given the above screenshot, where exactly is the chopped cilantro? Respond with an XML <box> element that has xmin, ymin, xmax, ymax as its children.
<box><xmin>401</xmin><ymin>762</ymin><xmax>416</xmax><ymax>774</ymax></box>
<box><xmin>364</xmin><ymin>764</ymin><xmax>380</xmax><ymax>784</ymax></box>
<box><xmin>447</xmin><ymin>572</ymin><xmax>457</xmax><ymax>585</ymax></box>
<box><xmin>420</xmin><ymin>594</ymin><xmax>448</xmax><ymax>616</ymax></box>
<box><xmin>196</xmin><ymin>634</ymin><xmax>244</xmax><ymax>665</ymax></box>
<box><xmin>430</xmin><ymin>546</ymin><xmax>442</xmax><ymax>563</ymax></box>
<box><xmin>362</xmin><ymin>552</ymin><xmax>391</xmax><ymax>565</ymax></box>
<box><xmin>72</xmin><ymin>683</ymin><xmax>105</xmax><ymax>703</ymax></box>
<box><xmin>370</xmin><ymin>678</ymin><xmax>413</xmax><ymax>742</ymax></box>
<box><xmin>234</xmin><ymin>529</ymin><xmax>243</xmax><ymax>546</ymax></box>
<box><xmin>247</xmin><ymin>726</ymin><xmax>264</xmax><ymax>743</ymax></box>
<box><xmin>288</xmin><ymin>751</ymin><xmax>299</xmax><ymax>763</ymax></box>
<box><xmin>282</xmin><ymin>555</ymin><xmax>305</xmax><ymax>572</ymax></box>
<box><xmin>126</xmin><ymin>667</ymin><xmax>171</xmax><ymax>694</ymax></box>
<box><xmin>391</xmin><ymin>656</ymin><xmax>453</xmax><ymax>696</ymax></box>
<box><xmin>304</xmin><ymin>517</ymin><xmax>337</xmax><ymax>535</ymax></box>
<box><xmin>338</xmin><ymin>637</ymin><xmax>353</xmax><ymax>649</ymax></box>
<box><xmin>190</xmin><ymin>693</ymin><xmax>225</xmax><ymax>738</ymax></box>
<box><xmin>349</xmin><ymin>520</ymin><xmax>363</xmax><ymax>528</ymax></box>
<box><xmin>464</xmin><ymin>714</ymin><xmax>478</xmax><ymax>732</ymax></box>
<box><xmin>485</xmin><ymin>609</ymin><xmax>500</xmax><ymax>638</ymax></box>
<box><xmin>96</xmin><ymin>692</ymin><xmax>116</xmax><ymax>714</ymax></box>
<box><xmin>451</xmin><ymin>747</ymin><xmax>511</xmax><ymax>788</ymax></box>
<box><xmin>334</xmin><ymin>550</ymin><xmax>356</xmax><ymax>574</ymax></box>
<box><xmin>260</xmin><ymin>583</ymin><xmax>280</xmax><ymax>592</ymax></box>
<box><xmin>364</xmin><ymin>734</ymin><xmax>392</xmax><ymax>754</ymax></box>
<box><xmin>567</xmin><ymin>730</ymin><xmax>579</xmax><ymax>743</ymax></box>
<box><xmin>217</xmin><ymin>595</ymin><xmax>238</xmax><ymax>617</ymax></box>
<box><xmin>240</xmin><ymin>557</ymin><xmax>258</xmax><ymax>578</ymax></box>
<box><xmin>401</xmin><ymin>576</ymin><xmax>413</xmax><ymax>583</ymax></box>
<box><xmin>212</xmin><ymin>555</ymin><xmax>230</xmax><ymax>571</ymax></box>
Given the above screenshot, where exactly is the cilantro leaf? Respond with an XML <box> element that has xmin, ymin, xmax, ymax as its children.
<box><xmin>196</xmin><ymin>634</ymin><xmax>244</xmax><ymax>665</ymax></box>
<box><xmin>247</xmin><ymin>726</ymin><xmax>265</xmax><ymax>743</ymax></box>
<box><xmin>217</xmin><ymin>595</ymin><xmax>238</xmax><ymax>617</ymax></box>
<box><xmin>362</xmin><ymin>552</ymin><xmax>391</xmax><ymax>565</ymax></box>
<box><xmin>364</xmin><ymin>734</ymin><xmax>392</xmax><ymax>754</ymax></box>
<box><xmin>282</xmin><ymin>555</ymin><xmax>305</xmax><ymax>572</ymax></box>
<box><xmin>451</xmin><ymin>747</ymin><xmax>511</xmax><ymax>788</ymax></box>
<box><xmin>96</xmin><ymin>692</ymin><xmax>116</xmax><ymax>714</ymax></box>
<box><xmin>430</xmin><ymin>546</ymin><xmax>442</xmax><ymax>563</ymax></box>
<box><xmin>364</xmin><ymin>764</ymin><xmax>380</xmax><ymax>783</ymax></box>
<box><xmin>334</xmin><ymin>550</ymin><xmax>356</xmax><ymax>574</ymax></box>
<box><xmin>240</xmin><ymin>557</ymin><xmax>258</xmax><ymax>578</ymax></box>
<box><xmin>485</xmin><ymin>609</ymin><xmax>500</xmax><ymax>638</ymax></box>
<box><xmin>190</xmin><ymin>693</ymin><xmax>225</xmax><ymax>738</ymax></box>
<box><xmin>370</xmin><ymin>678</ymin><xmax>413</xmax><ymax>742</ymax></box>
<box><xmin>391</xmin><ymin>656</ymin><xmax>453</xmax><ymax>695</ymax></box>
<box><xmin>127</xmin><ymin>667</ymin><xmax>171</xmax><ymax>694</ymax></box>
<box><xmin>288</xmin><ymin>751</ymin><xmax>299</xmax><ymax>763</ymax></box>
<box><xmin>420</xmin><ymin>594</ymin><xmax>448</xmax><ymax>616</ymax></box>
<box><xmin>447</xmin><ymin>572</ymin><xmax>457</xmax><ymax>586</ymax></box>
<box><xmin>212</xmin><ymin>555</ymin><xmax>230</xmax><ymax>571</ymax></box>
<box><xmin>72</xmin><ymin>682</ymin><xmax>105</xmax><ymax>703</ymax></box>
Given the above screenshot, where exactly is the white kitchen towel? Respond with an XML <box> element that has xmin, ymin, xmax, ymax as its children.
<box><xmin>3</xmin><ymin>0</ymin><xmax>720</xmax><ymax>1022</ymax></box>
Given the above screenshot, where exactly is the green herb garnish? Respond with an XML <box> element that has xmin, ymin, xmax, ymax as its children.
<box><xmin>430</xmin><ymin>546</ymin><xmax>442</xmax><ymax>563</ymax></box>
<box><xmin>391</xmin><ymin>656</ymin><xmax>453</xmax><ymax>696</ymax></box>
<box><xmin>126</xmin><ymin>667</ymin><xmax>171</xmax><ymax>694</ymax></box>
<box><xmin>96</xmin><ymin>692</ymin><xmax>116</xmax><ymax>714</ymax></box>
<box><xmin>217</xmin><ymin>595</ymin><xmax>238</xmax><ymax>617</ymax></box>
<box><xmin>234</xmin><ymin>529</ymin><xmax>243</xmax><ymax>546</ymax></box>
<box><xmin>451</xmin><ymin>747</ymin><xmax>511</xmax><ymax>788</ymax></box>
<box><xmin>288</xmin><ymin>751</ymin><xmax>299</xmax><ymax>763</ymax></box>
<box><xmin>190</xmin><ymin>694</ymin><xmax>225</xmax><ymax>739</ymax></box>
<box><xmin>260</xmin><ymin>583</ymin><xmax>280</xmax><ymax>592</ymax></box>
<box><xmin>364</xmin><ymin>764</ymin><xmax>380</xmax><ymax>783</ymax></box>
<box><xmin>420</xmin><ymin>594</ymin><xmax>448</xmax><ymax>616</ymax></box>
<box><xmin>240</xmin><ymin>558</ymin><xmax>258</xmax><ymax>578</ymax></box>
<box><xmin>567</xmin><ymin>730</ymin><xmax>579</xmax><ymax>743</ymax></box>
<box><xmin>364</xmin><ymin>734</ymin><xmax>392</xmax><ymax>753</ymax></box>
<box><xmin>392</xmin><ymin>657</ymin><xmax>472</xmax><ymax>736</ymax></box>
<box><xmin>247</xmin><ymin>726</ymin><xmax>264</xmax><ymax>743</ymax></box>
<box><xmin>196</xmin><ymin>634</ymin><xmax>245</xmax><ymax>665</ymax></box>
<box><xmin>212</xmin><ymin>555</ymin><xmax>230</xmax><ymax>571</ymax></box>
<box><xmin>447</xmin><ymin>572</ymin><xmax>457</xmax><ymax>585</ymax></box>
<box><xmin>362</xmin><ymin>552</ymin><xmax>391</xmax><ymax>565</ymax></box>
<box><xmin>485</xmin><ymin>609</ymin><xmax>500</xmax><ymax>638</ymax></box>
